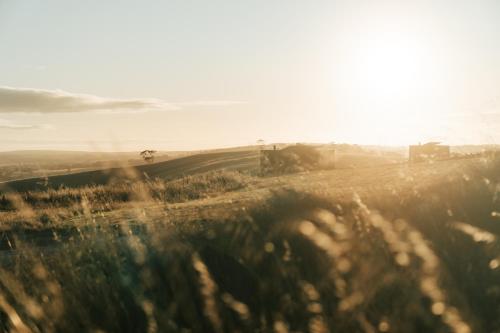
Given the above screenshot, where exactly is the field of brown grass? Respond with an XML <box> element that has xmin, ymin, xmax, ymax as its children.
<box><xmin>0</xmin><ymin>154</ymin><xmax>499</xmax><ymax>332</ymax></box>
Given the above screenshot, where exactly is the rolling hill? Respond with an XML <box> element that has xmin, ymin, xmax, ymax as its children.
<box><xmin>0</xmin><ymin>144</ymin><xmax>409</xmax><ymax>193</ymax></box>
<box><xmin>0</xmin><ymin>150</ymin><xmax>260</xmax><ymax>192</ymax></box>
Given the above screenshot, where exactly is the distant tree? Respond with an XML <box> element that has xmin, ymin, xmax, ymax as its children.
<box><xmin>140</xmin><ymin>150</ymin><xmax>157</xmax><ymax>164</ymax></box>
<box><xmin>257</xmin><ymin>139</ymin><xmax>265</xmax><ymax>148</ymax></box>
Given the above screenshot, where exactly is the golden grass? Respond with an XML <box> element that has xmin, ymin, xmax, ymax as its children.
<box><xmin>0</xmin><ymin>156</ymin><xmax>498</xmax><ymax>332</ymax></box>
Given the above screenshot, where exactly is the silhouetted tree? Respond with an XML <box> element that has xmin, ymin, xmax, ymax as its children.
<box><xmin>140</xmin><ymin>150</ymin><xmax>157</xmax><ymax>163</ymax></box>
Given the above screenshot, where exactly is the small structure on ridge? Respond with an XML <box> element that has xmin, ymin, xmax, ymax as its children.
<box><xmin>409</xmin><ymin>142</ymin><xmax>450</xmax><ymax>163</ymax></box>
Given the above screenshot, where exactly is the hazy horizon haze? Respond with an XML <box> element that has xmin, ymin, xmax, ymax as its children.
<box><xmin>1</xmin><ymin>0</ymin><xmax>499</xmax><ymax>151</ymax></box>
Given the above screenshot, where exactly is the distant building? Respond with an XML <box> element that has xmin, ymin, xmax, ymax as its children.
<box><xmin>409</xmin><ymin>142</ymin><xmax>450</xmax><ymax>163</ymax></box>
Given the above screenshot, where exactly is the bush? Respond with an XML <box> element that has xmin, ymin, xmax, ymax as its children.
<box><xmin>261</xmin><ymin>144</ymin><xmax>321</xmax><ymax>174</ymax></box>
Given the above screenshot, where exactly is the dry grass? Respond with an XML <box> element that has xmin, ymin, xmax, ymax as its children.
<box><xmin>0</xmin><ymin>171</ymin><xmax>250</xmax><ymax>229</ymax></box>
<box><xmin>0</xmin><ymin>156</ymin><xmax>499</xmax><ymax>332</ymax></box>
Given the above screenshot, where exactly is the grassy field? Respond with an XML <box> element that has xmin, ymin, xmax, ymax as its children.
<box><xmin>0</xmin><ymin>150</ymin><xmax>260</xmax><ymax>193</ymax></box>
<box><xmin>0</xmin><ymin>145</ymin><xmax>404</xmax><ymax>192</ymax></box>
<box><xmin>0</xmin><ymin>152</ymin><xmax>499</xmax><ymax>332</ymax></box>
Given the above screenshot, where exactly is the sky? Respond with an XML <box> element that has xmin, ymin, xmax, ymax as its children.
<box><xmin>0</xmin><ymin>0</ymin><xmax>499</xmax><ymax>151</ymax></box>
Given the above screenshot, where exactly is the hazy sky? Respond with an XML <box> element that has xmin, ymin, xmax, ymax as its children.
<box><xmin>1</xmin><ymin>0</ymin><xmax>499</xmax><ymax>151</ymax></box>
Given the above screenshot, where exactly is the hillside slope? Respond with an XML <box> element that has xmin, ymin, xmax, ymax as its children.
<box><xmin>0</xmin><ymin>150</ymin><xmax>259</xmax><ymax>192</ymax></box>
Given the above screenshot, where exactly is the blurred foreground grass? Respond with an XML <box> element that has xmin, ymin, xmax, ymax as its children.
<box><xmin>0</xmin><ymin>157</ymin><xmax>499</xmax><ymax>332</ymax></box>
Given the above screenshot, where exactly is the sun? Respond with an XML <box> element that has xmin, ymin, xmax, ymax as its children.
<box><xmin>331</xmin><ymin>27</ymin><xmax>441</xmax><ymax>145</ymax></box>
<box><xmin>353</xmin><ymin>39</ymin><xmax>426</xmax><ymax>101</ymax></box>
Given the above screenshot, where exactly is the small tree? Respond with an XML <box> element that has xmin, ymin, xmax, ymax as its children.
<box><xmin>140</xmin><ymin>150</ymin><xmax>157</xmax><ymax>163</ymax></box>
<box><xmin>256</xmin><ymin>139</ymin><xmax>265</xmax><ymax>149</ymax></box>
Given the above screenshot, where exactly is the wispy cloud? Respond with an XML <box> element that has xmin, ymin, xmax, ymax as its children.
<box><xmin>0</xmin><ymin>86</ymin><xmax>246</xmax><ymax>113</ymax></box>
<box><xmin>0</xmin><ymin>86</ymin><xmax>179</xmax><ymax>113</ymax></box>
<box><xmin>174</xmin><ymin>101</ymin><xmax>247</xmax><ymax>107</ymax></box>
<box><xmin>0</xmin><ymin>119</ymin><xmax>52</xmax><ymax>130</ymax></box>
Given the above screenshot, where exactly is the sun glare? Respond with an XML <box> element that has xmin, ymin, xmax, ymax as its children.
<box><xmin>333</xmin><ymin>25</ymin><xmax>441</xmax><ymax>145</ymax></box>
<box><xmin>352</xmin><ymin>37</ymin><xmax>429</xmax><ymax>101</ymax></box>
